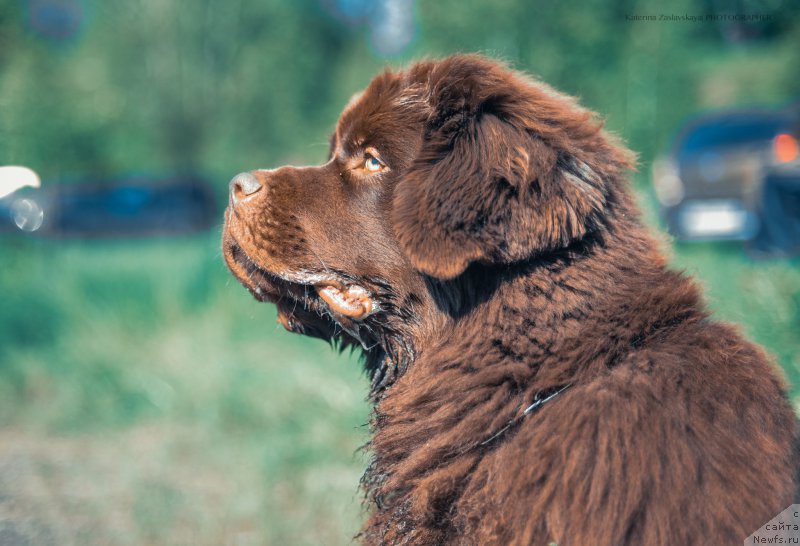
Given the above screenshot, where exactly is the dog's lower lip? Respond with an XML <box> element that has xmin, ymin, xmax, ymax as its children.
<box><xmin>227</xmin><ymin>240</ymin><xmax>377</xmax><ymax>319</ymax></box>
<box><xmin>226</xmin><ymin>242</ymin><xmax>282</xmax><ymax>301</ymax></box>
<box><xmin>314</xmin><ymin>278</ymin><xmax>345</xmax><ymax>291</ymax></box>
<box><xmin>315</xmin><ymin>283</ymin><xmax>374</xmax><ymax>319</ymax></box>
<box><xmin>228</xmin><ymin>242</ymin><xmax>336</xmax><ymax>302</ymax></box>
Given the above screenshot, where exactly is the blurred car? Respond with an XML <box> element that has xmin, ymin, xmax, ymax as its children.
<box><xmin>0</xmin><ymin>174</ymin><xmax>218</xmax><ymax>237</ymax></box>
<box><xmin>750</xmin><ymin>170</ymin><xmax>800</xmax><ymax>256</ymax></box>
<box><xmin>652</xmin><ymin>105</ymin><xmax>800</xmax><ymax>244</ymax></box>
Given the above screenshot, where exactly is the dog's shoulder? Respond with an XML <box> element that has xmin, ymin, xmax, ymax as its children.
<box><xmin>470</xmin><ymin>333</ymin><xmax>797</xmax><ymax>544</ymax></box>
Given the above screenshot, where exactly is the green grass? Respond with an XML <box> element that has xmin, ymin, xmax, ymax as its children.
<box><xmin>0</xmin><ymin>218</ymin><xmax>798</xmax><ymax>545</ymax></box>
<box><xmin>0</xmin><ymin>233</ymin><xmax>371</xmax><ymax>545</ymax></box>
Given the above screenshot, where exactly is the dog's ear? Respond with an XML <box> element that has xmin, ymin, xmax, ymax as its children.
<box><xmin>391</xmin><ymin>56</ymin><xmax>634</xmax><ymax>280</ymax></box>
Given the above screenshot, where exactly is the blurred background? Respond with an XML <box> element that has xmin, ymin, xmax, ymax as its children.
<box><xmin>1</xmin><ymin>0</ymin><xmax>799</xmax><ymax>544</ymax></box>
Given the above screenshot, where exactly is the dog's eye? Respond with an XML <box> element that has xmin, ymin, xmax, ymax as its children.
<box><xmin>363</xmin><ymin>148</ymin><xmax>386</xmax><ymax>173</ymax></box>
<box><xmin>366</xmin><ymin>156</ymin><xmax>383</xmax><ymax>172</ymax></box>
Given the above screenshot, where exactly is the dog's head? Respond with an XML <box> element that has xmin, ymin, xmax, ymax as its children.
<box><xmin>222</xmin><ymin>55</ymin><xmax>634</xmax><ymax>390</ymax></box>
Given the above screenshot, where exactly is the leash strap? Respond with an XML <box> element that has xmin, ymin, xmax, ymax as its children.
<box><xmin>478</xmin><ymin>384</ymin><xmax>571</xmax><ymax>448</ymax></box>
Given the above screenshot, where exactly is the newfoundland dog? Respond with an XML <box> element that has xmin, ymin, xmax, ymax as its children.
<box><xmin>222</xmin><ymin>55</ymin><xmax>798</xmax><ymax>545</ymax></box>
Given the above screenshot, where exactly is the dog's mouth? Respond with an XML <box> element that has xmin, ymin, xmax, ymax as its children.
<box><xmin>223</xmin><ymin>239</ymin><xmax>377</xmax><ymax>338</ymax></box>
<box><xmin>223</xmin><ymin>237</ymin><xmax>412</xmax><ymax>397</ymax></box>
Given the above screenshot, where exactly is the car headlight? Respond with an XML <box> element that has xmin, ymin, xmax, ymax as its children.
<box><xmin>652</xmin><ymin>158</ymin><xmax>685</xmax><ymax>207</ymax></box>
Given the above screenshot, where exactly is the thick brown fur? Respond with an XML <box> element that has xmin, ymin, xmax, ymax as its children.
<box><xmin>222</xmin><ymin>55</ymin><xmax>799</xmax><ymax>545</ymax></box>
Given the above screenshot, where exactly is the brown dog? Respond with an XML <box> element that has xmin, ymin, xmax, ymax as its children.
<box><xmin>222</xmin><ymin>55</ymin><xmax>798</xmax><ymax>545</ymax></box>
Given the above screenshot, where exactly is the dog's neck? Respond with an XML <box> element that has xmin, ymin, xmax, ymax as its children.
<box><xmin>359</xmin><ymin>213</ymin><xmax>706</xmax><ymax>542</ymax></box>
<box><xmin>359</xmin><ymin>201</ymin><xmax>659</xmax><ymax>399</ymax></box>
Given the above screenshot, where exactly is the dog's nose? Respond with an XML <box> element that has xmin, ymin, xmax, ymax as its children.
<box><xmin>229</xmin><ymin>172</ymin><xmax>263</xmax><ymax>205</ymax></box>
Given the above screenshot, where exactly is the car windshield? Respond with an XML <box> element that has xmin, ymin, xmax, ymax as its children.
<box><xmin>678</xmin><ymin>114</ymin><xmax>784</xmax><ymax>159</ymax></box>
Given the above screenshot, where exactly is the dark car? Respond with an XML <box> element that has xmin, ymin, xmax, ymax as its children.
<box><xmin>652</xmin><ymin>106</ymin><xmax>800</xmax><ymax>244</ymax></box>
<box><xmin>1</xmin><ymin>174</ymin><xmax>218</xmax><ymax>237</ymax></box>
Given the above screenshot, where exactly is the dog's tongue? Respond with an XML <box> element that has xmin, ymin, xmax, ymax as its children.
<box><xmin>316</xmin><ymin>284</ymin><xmax>374</xmax><ymax>320</ymax></box>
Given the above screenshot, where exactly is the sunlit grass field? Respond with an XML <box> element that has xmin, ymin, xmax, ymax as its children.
<box><xmin>0</xmin><ymin>234</ymin><xmax>371</xmax><ymax>545</ymax></box>
<box><xmin>1</xmin><ymin>213</ymin><xmax>799</xmax><ymax>545</ymax></box>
